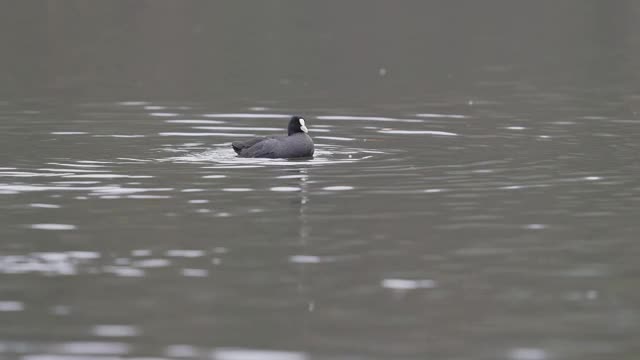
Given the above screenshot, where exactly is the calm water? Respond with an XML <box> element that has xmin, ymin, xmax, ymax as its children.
<box><xmin>1</xmin><ymin>2</ymin><xmax>640</xmax><ymax>360</ymax></box>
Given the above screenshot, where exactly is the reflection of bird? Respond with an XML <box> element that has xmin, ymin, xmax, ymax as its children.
<box><xmin>231</xmin><ymin>116</ymin><xmax>314</xmax><ymax>158</ymax></box>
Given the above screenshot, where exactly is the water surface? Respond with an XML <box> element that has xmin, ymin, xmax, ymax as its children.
<box><xmin>1</xmin><ymin>2</ymin><xmax>640</xmax><ymax>360</ymax></box>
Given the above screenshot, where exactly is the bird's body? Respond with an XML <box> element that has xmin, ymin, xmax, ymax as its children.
<box><xmin>232</xmin><ymin>116</ymin><xmax>314</xmax><ymax>159</ymax></box>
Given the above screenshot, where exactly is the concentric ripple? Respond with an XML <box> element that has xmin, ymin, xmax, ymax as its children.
<box><xmin>162</xmin><ymin>144</ymin><xmax>384</xmax><ymax>167</ymax></box>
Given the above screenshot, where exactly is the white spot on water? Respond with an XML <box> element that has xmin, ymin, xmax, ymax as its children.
<box><xmin>415</xmin><ymin>113</ymin><xmax>468</xmax><ymax>119</ymax></box>
<box><xmin>203</xmin><ymin>113</ymin><xmax>288</xmax><ymax>119</ymax></box>
<box><xmin>134</xmin><ymin>258</ymin><xmax>171</xmax><ymax>268</ymax></box>
<box><xmin>159</xmin><ymin>132</ymin><xmax>256</xmax><ymax>137</ymax></box>
<box><xmin>56</xmin><ymin>341</ymin><xmax>131</xmax><ymax>355</ymax></box>
<box><xmin>524</xmin><ymin>224</ymin><xmax>547</xmax><ymax>230</ymax></box>
<box><xmin>51</xmin><ymin>132</ymin><xmax>88</xmax><ymax>135</ymax></box>
<box><xmin>194</xmin><ymin>126</ymin><xmax>281</xmax><ymax>131</ymax></box>
<box><xmin>211</xmin><ymin>348</ymin><xmax>309</xmax><ymax>360</ymax></box>
<box><xmin>51</xmin><ymin>305</ymin><xmax>71</xmax><ymax>315</ymax></box>
<box><xmin>584</xmin><ymin>176</ymin><xmax>602</xmax><ymax>181</ymax></box>
<box><xmin>30</xmin><ymin>224</ymin><xmax>76</xmax><ymax>231</ymax></box>
<box><xmin>270</xmin><ymin>187</ymin><xmax>301</xmax><ymax>192</ymax></box>
<box><xmin>91</xmin><ymin>324</ymin><xmax>140</xmax><ymax>337</ymax></box>
<box><xmin>93</xmin><ymin>134</ymin><xmax>145</xmax><ymax>138</ymax></box>
<box><xmin>150</xmin><ymin>112</ymin><xmax>179</xmax><ymax>117</ymax></box>
<box><xmin>131</xmin><ymin>249</ymin><xmax>151</xmax><ymax>257</ymax></box>
<box><xmin>509</xmin><ymin>348</ymin><xmax>547</xmax><ymax>360</ymax></box>
<box><xmin>222</xmin><ymin>188</ymin><xmax>254</xmax><ymax>192</ymax></box>
<box><xmin>67</xmin><ymin>251</ymin><xmax>100</xmax><ymax>260</ymax></box>
<box><xmin>166</xmin><ymin>250</ymin><xmax>205</xmax><ymax>258</ymax></box>
<box><xmin>165</xmin><ymin>119</ymin><xmax>225</xmax><ymax>124</ymax></box>
<box><xmin>103</xmin><ymin>266</ymin><xmax>145</xmax><ymax>277</ymax></box>
<box><xmin>501</xmin><ymin>185</ymin><xmax>523</xmax><ymax>190</ymax></box>
<box><xmin>126</xmin><ymin>195</ymin><xmax>171</xmax><ymax>199</ymax></box>
<box><xmin>322</xmin><ymin>186</ymin><xmax>354</xmax><ymax>191</ymax></box>
<box><xmin>63</xmin><ymin>174</ymin><xmax>153</xmax><ymax>179</ymax></box>
<box><xmin>203</xmin><ymin>175</ymin><xmax>226</xmax><ymax>179</ymax></box>
<box><xmin>30</xmin><ymin>203</ymin><xmax>61</xmax><ymax>208</ymax></box>
<box><xmin>181</xmin><ymin>268</ymin><xmax>209</xmax><ymax>277</ymax></box>
<box><xmin>315</xmin><ymin>136</ymin><xmax>355</xmax><ymax>141</ymax></box>
<box><xmin>167</xmin><ymin>344</ymin><xmax>201</xmax><ymax>357</ymax></box>
<box><xmin>188</xmin><ymin>199</ymin><xmax>209</xmax><ymax>204</ymax></box>
<box><xmin>381</xmin><ymin>278</ymin><xmax>437</xmax><ymax>290</ymax></box>
<box><xmin>289</xmin><ymin>255</ymin><xmax>323</xmax><ymax>264</ymax></box>
<box><xmin>506</xmin><ymin>126</ymin><xmax>526</xmax><ymax>130</ymax></box>
<box><xmin>317</xmin><ymin>115</ymin><xmax>423</xmax><ymax>123</ymax></box>
<box><xmin>0</xmin><ymin>301</ymin><xmax>24</xmax><ymax>311</ymax></box>
<box><xmin>378</xmin><ymin>129</ymin><xmax>458</xmax><ymax>136</ymax></box>
<box><xmin>117</xmin><ymin>101</ymin><xmax>148</xmax><ymax>106</ymax></box>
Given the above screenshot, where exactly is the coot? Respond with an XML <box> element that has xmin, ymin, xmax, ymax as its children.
<box><xmin>232</xmin><ymin>116</ymin><xmax>314</xmax><ymax>158</ymax></box>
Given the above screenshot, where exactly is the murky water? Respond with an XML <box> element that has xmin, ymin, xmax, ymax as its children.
<box><xmin>2</xmin><ymin>2</ymin><xmax>640</xmax><ymax>360</ymax></box>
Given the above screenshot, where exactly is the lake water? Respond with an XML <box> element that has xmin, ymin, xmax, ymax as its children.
<box><xmin>1</xmin><ymin>2</ymin><xmax>639</xmax><ymax>360</ymax></box>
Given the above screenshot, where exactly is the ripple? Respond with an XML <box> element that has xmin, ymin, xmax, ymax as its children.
<box><xmin>62</xmin><ymin>174</ymin><xmax>153</xmax><ymax>179</ymax></box>
<box><xmin>165</xmin><ymin>119</ymin><xmax>226</xmax><ymax>124</ymax></box>
<box><xmin>415</xmin><ymin>113</ymin><xmax>468</xmax><ymax>118</ymax></box>
<box><xmin>203</xmin><ymin>113</ymin><xmax>288</xmax><ymax>119</ymax></box>
<box><xmin>315</xmin><ymin>136</ymin><xmax>355</xmax><ymax>141</ymax></box>
<box><xmin>150</xmin><ymin>112</ymin><xmax>179</xmax><ymax>117</ymax></box>
<box><xmin>92</xmin><ymin>134</ymin><xmax>145</xmax><ymax>138</ymax></box>
<box><xmin>159</xmin><ymin>132</ymin><xmax>256</xmax><ymax>137</ymax></box>
<box><xmin>48</xmin><ymin>163</ymin><xmax>108</xmax><ymax>168</ymax></box>
<box><xmin>211</xmin><ymin>348</ymin><xmax>309</xmax><ymax>360</ymax></box>
<box><xmin>378</xmin><ymin>129</ymin><xmax>458</xmax><ymax>136</ymax></box>
<box><xmin>50</xmin><ymin>132</ymin><xmax>88</xmax><ymax>135</ymax></box>
<box><xmin>163</xmin><ymin>144</ymin><xmax>379</xmax><ymax>167</ymax></box>
<box><xmin>316</xmin><ymin>115</ymin><xmax>423</xmax><ymax>123</ymax></box>
<box><xmin>193</xmin><ymin>126</ymin><xmax>281</xmax><ymax>131</ymax></box>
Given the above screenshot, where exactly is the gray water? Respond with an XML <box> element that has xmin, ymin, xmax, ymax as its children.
<box><xmin>1</xmin><ymin>2</ymin><xmax>640</xmax><ymax>360</ymax></box>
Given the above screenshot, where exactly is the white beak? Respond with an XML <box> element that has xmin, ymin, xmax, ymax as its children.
<box><xmin>299</xmin><ymin>118</ymin><xmax>308</xmax><ymax>133</ymax></box>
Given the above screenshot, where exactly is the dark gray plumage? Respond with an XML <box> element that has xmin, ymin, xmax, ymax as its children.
<box><xmin>232</xmin><ymin>116</ymin><xmax>314</xmax><ymax>158</ymax></box>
